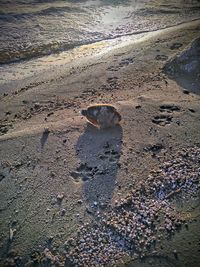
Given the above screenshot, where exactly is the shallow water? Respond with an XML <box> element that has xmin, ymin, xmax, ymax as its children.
<box><xmin>0</xmin><ymin>0</ymin><xmax>200</xmax><ymax>65</ymax></box>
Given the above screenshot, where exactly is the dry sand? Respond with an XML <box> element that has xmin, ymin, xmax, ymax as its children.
<box><xmin>0</xmin><ymin>19</ymin><xmax>200</xmax><ymax>266</ymax></box>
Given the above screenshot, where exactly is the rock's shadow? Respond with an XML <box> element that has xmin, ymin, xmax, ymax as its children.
<box><xmin>75</xmin><ymin>123</ymin><xmax>123</xmax><ymax>206</ymax></box>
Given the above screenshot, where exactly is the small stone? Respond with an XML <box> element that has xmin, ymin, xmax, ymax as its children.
<box><xmin>183</xmin><ymin>89</ymin><xmax>190</xmax><ymax>94</ymax></box>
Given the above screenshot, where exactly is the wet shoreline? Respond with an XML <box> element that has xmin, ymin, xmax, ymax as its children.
<box><xmin>0</xmin><ymin>0</ymin><xmax>200</xmax><ymax>65</ymax></box>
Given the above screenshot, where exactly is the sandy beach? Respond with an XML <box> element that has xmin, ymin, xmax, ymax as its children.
<box><xmin>0</xmin><ymin>16</ymin><xmax>200</xmax><ymax>267</ymax></box>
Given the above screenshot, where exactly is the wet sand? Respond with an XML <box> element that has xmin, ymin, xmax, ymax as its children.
<box><xmin>0</xmin><ymin>19</ymin><xmax>200</xmax><ymax>266</ymax></box>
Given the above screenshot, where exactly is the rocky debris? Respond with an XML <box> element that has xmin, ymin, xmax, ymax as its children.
<box><xmin>64</xmin><ymin>146</ymin><xmax>200</xmax><ymax>266</ymax></box>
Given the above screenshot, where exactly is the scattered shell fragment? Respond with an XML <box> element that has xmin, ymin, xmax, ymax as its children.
<box><xmin>64</xmin><ymin>146</ymin><xmax>200</xmax><ymax>266</ymax></box>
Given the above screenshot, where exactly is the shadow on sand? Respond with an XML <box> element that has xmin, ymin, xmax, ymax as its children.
<box><xmin>75</xmin><ymin>123</ymin><xmax>123</xmax><ymax>206</ymax></box>
<box><xmin>163</xmin><ymin>37</ymin><xmax>200</xmax><ymax>95</ymax></box>
<box><xmin>40</xmin><ymin>129</ymin><xmax>49</xmax><ymax>149</ymax></box>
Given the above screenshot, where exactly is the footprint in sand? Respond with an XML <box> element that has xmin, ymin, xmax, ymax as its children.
<box><xmin>119</xmin><ymin>57</ymin><xmax>134</xmax><ymax>67</ymax></box>
<box><xmin>70</xmin><ymin>163</ymin><xmax>98</xmax><ymax>182</ymax></box>
<box><xmin>152</xmin><ymin>114</ymin><xmax>172</xmax><ymax>126</ymax></box>
<box><xmin>0</xmin><ymin>172</ymin><xmax>5</xmax><ymax>182</ymax></box>
<box><xmin>170</xmin><ymin>42</ymin><xmax>183</xmax><ymax>50</ymax></box>
<box><xmin>155</xmin><ymin>54</ymin><xmax>168</xmax><ymax>61</ymax></box>
<box><xmin>152</xmin><ymin>104</ymin><xmax>181</xmax><ymax>126</ymax></box>
<box><xmin>70</xmin><ymin>143</ymin><xmax>121</xmax><ymax>182</ymax></box>
<box><xmin>159</xmin><ymin>104</ymin><xmax>180</xmax><ymax>113</ymax></box>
